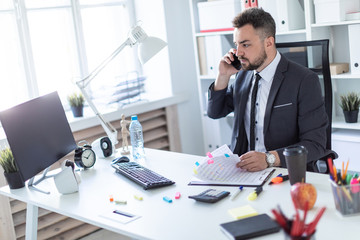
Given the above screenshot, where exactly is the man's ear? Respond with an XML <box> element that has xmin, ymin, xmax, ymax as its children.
<box><xmin>265</xmin><ymin>36</ymin><xmax>275</xmax><ymax>48</ymax></box>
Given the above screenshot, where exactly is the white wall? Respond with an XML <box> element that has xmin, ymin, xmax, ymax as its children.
<box><xmin>135</xmin><ymin>0</ymin><xmax>204</xmax><ymax>155</ymax></box>
<box><xmin>162</xmin><ymin>0</ymin><xmax>204</xmax><ymax>155</ymax></box>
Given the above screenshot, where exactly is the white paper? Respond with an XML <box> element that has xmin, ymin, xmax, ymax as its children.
<box><xmin>191</xmin><ymin>144</ymin><xmax>274</xmax><ymax>186</ymax></box>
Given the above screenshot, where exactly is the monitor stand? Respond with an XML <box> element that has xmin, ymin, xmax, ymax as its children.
<box><xmin>28</xmin><ymin>166</ymin><xmax>56</xmax><ymax>194</ymax></box>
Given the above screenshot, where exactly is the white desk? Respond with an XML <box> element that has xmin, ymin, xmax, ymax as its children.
<box><xmin>0</xmin><ymin>148</ymin><xmax>359</xmax><ymax>240</ymax></box>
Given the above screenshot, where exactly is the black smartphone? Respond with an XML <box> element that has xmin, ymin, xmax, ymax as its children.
<box><xmin>231</xmin><ymin>53</ymin><xmax>241</xmax><ymax>70</ymax></box>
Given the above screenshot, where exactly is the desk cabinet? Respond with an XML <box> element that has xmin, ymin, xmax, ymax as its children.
<box><xmin>0</xmin><ymin>106</ymin><xmax>180</xmax><ymax>240</ymax></box>
<box><xmin>189</xmin><ymin>0</ymin><xmax>360</xmax><ymax>166</ymax></box>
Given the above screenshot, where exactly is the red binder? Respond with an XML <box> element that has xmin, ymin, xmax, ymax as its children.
<box><xmin>250</xmin><ymin>0</ymin><xmax>258</xmax><ymax>7</ymax></box>
<box><xmin>244</xmin><ymin>0</ymin><xmax>251</xmax><ymax>8</ymax></box>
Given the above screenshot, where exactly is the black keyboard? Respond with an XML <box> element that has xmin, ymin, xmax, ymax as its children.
<box><xmin>111</xmin><ymin>162</ymin><xmax>175</xmax><ymax>190</ymax></box>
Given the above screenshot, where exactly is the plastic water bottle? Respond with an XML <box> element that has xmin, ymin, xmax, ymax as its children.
<box><xmin>129</xmin><ymin>115</ymin><xmax>145</xmax><ymax>160</ymax></box>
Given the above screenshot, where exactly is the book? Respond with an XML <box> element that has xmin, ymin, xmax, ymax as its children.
<box><xmin>220</xmin><ymin>214</ymin><xmax>280</xmax><ymax>240</ymax></box>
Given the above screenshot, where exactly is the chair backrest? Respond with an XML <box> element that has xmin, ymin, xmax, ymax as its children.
<box><xmin>276</xmin><ymin>40</ymin><xmax>332</xmax><ymax>150</ymax></box>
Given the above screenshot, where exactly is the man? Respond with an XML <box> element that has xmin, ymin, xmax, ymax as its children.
<box><xmin>207</xmin><ymin>8</ymin><xmax>328</xmax><ymax>172</ymax></box>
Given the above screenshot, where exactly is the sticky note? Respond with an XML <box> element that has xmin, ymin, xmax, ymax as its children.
<box><xmin>207</xmin><ymin>152</ymin><xmax>213</xmax><ymax>158</ymax></box>
<box><xmin>163</xmin><ymin>196</ymin><xmax>172</xmax><ymax>203</ymax></box>
<box><xmin>134</xmin><ymin>195</ymin><xmax>143</xmax><ymax>201</ymax></box>
<box><xmin>228</xmin><ymin>205</ymin><xmax>258</xmax><ymax>220</ymax></box>
<box><xmin>208</xmin><ymin>159</ymin><xmax>214</xmax><ymax>164</ymax></box>
<box><xmin>175</xmin><ymin>192</ymin><xmax>181</xmax><ymax>199</ymax></box>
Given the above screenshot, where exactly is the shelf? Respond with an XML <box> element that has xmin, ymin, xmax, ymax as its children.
<box><xmin>331</xmin><ymin>73</ymin><xmax>360</xmax><ymax>79</ymax></box>
<box><xmin>276</xmin><ymin>29</ymin><xmax>307</xmax><ymax>35</ymax></box>
<box><xmin>332</xmin><ymin>117</ymin><xmax>360</xmax><ymax>130</ymax></box>
<box><xmin>195</xmin><ymin>30</ymin><xmax>233</xmax><ymax>37</ymax></box>
<box><xmin>311</xmin><ymin>20</ymin><xmax>360</xmax><ymax>28</ymax></box>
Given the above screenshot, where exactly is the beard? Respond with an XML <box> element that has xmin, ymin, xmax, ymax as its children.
<box><xmin>240</xmin><ymin>49</ymin><xmax>267</xmax><ymax>71</ymax></box>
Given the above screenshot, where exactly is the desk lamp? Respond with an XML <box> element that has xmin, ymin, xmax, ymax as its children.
<box><xmin>76</xmin><ymin>24</ymin><xmax>167</xmax><ymax>156</ymax></box>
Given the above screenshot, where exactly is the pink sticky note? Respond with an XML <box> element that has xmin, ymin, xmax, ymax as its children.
<box><xmin>206</xmin><ymin>152</ymin><xmax>213</xmax><ymax>158</ymax></box>
<box><xmin>208</xmin><ymin>159</ymin><xmax>214</xmax><ymax>164</ymax></box>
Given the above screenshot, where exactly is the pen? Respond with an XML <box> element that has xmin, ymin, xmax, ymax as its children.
<box><xmin>230</xmin><ymin>186</ymin><xmax>243</xmax><ymax>200</ymax></box>
<box><xmin>247</xmin><ymin>186</ymin><xmax>263</xmax><ymax>201</ymax></box>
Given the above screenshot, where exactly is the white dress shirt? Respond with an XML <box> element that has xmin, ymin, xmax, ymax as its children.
<box><xmin>244</xmin><ymin>51</ymin><xmax>281</xmax><ymax>153</ymax></box>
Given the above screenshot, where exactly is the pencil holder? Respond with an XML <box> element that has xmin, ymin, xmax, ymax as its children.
<box><xmin>330</xmin><ymin>180</ymin><xmax>360</xmax><ymax>216</ymax></box>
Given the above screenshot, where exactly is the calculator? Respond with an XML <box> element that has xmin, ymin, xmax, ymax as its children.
<box><xmin>188</xmin><ymin>189</ymin><xmax>230</xmax><ymax>203</ymax></box>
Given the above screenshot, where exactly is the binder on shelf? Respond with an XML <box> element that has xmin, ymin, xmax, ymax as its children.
<box><xmin>244</xmin><ymin>0</ymin><xmax>251</xmax><ymax>8</ymax></box>
<box><xmin>197</xmin><ymin>36</ymin><xmax>208</xmax><ymax>76</ymax></box>
<box><xmin>250</xmin><ymin>0</ymin><xmax>258</xmax><ymax>7</ymax></box>
<box><xmin>258</xmin><ymin>0</ymin><xmax>305</xmax><ymax>32</ymax></box>
<box><xmin>348</xmin><ymin>24</ymin><xmax>360</xmax><ymax>74</ymax></box>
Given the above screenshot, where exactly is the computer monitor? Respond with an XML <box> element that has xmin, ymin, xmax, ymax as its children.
<box><xmin>0</xmin><ymin>91</ymin><xmax>77</xmax><ymax>193</ymax></box>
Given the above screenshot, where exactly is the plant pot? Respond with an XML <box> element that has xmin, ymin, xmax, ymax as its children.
<box><xmin>4</xmin><ymin>171</ymin><xmax>25</xmax><ymax>189</ymax></box>
<box><xmin>343</xmin><ymin>110</ymin><xmax>359</xmax><ymax>123</ymax></box>
<box><xmin>71</xmin><ymin>106</ymin><xmax>84</xmax><ymax>118</ymax></box>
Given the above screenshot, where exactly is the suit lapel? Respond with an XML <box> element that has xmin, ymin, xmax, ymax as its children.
<box><xmin>263</xmin><ymin>56</ymin><xmax>288</xmax><ymax>135</ymax></box>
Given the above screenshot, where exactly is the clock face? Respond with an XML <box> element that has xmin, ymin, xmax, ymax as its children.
<box><xmin>81</xmin><ymin>149</ymin><xmax>96</xmax><ymax>168</ymax></box>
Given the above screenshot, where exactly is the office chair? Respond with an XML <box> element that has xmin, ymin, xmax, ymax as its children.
<box><xmin>276</xmin><ymin>39</ymin><xmax>338</xmax><ymax>173</ymax></box>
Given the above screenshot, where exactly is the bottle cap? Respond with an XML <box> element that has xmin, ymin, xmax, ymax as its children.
<box><xmin>131</xmin><ymin>115</ymin><xmax>138</xmax><ymax>121</ymax></box>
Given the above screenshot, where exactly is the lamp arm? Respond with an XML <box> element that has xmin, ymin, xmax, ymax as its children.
<box><xmin>78</xmin><ymin>38</ymin><xmax>133</xmax><ymax>88</ymax></box>
<box><xmin>75</xmin><ymin>37</ymin><xmax>134</xmax><ymax>147</ymax></box>
<box><xmin>78</xmin><ymin>87</ymin><xmax>118</xmax><ymax>146</ymax></box>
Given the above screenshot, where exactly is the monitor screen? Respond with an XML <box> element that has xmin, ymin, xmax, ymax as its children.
<box><xmin>0</xmin><ymin>91</ymin><xmax>77</xmax><ymax>182</ymax></box>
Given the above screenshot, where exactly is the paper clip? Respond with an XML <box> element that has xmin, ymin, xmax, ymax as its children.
<box><xmin>134</xmin><ymin>195</ymin><xmax>143</xmax><ymax>201</ymax></box>
<box><xmin>224</xmin><ymin>154</ymin><xmax>230</xmax><ymax>157</ymax></box>
<box><xmin>207</xmin><ymin>159</ymin><xmax>214</xmax><ymax>164</ymax></box>
<box><xmin>207</xmin><ymin>152</ymin><xmax>213</xmax><ymax>158</ymax></box>
<box><xmin>163</xmin><ymin>196</ymin><xmax>172</xmax><ymax>203</ymax></box>
<box><xmin>195</xmin><ymin>161</ymin><xmax>200</xmax><ymax>166</ymax></box>
<box><xmin>175</xmin><ymin>192</ymin><xmax>181</xmax><ymax>199</ymax></box>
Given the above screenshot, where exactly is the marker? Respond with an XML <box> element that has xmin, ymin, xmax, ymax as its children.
<box><xmin>230</xmin><ymin>186</ymin><xmax>243</xmax><ymax>200</ymax></box>
<box><xmin>269</xmin><ymin>175</ymin><xmax>289</xmax><ymax>185</ymax></box>
<box><xmin>247</xmin><ymin>187</ymin><xmax>263</xmax><ymax>201</ymax></box>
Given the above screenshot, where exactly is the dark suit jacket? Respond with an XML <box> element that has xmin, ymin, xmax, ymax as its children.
<box><xmin>207</xmin><ymin>53</ymin><xmax>328</xmax><ymax>169</ymax></box>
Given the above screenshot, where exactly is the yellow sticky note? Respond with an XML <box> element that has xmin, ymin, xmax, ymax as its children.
<box><xmin>228</xmin><ymin>205</ymin><xmax>258</xmax><ymax>220</ymax></box>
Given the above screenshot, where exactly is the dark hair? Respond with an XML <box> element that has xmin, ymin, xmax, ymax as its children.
<box><xmin>232</xmin><ymin>8</ymin><xmax>276</xmax><ymax>40</ymax></box>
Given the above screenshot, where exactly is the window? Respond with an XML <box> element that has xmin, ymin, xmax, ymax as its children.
<box><xmin>0</xmin><ymin>0</ymin><xmax>141</xmax><ymax>111</ymax></box>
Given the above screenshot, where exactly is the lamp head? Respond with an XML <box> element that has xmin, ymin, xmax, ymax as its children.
<box><xmin>129</xmin><ymin>25</ymin><xmax>167</xmax><ymax>64</ymax></box>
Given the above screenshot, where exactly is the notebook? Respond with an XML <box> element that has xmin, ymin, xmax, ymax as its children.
<box><xmin>220</xmin><ymin>214</ymin><xmax>280</xmax><ymax>240</ymax></box>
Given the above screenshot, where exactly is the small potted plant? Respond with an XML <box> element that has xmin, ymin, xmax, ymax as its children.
<box><xmin>67</xmin><ymin>92</ymin><xmax>85</xmax><ymax>117</ymax></box>
<box><xmin>0</xmin><ymin>148</ymin><xmax>24</xmax><ymax>189</ymax></box>
<box><xmin>339</xmin><ymin>92</ymin><xmax>360</xmax><ymax>123</ymax></box>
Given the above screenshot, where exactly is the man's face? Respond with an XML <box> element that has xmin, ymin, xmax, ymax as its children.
<box><xmin>233</xmin><ymin>24</ymin><xmax>267</xmax><ymax>71</ymax></box>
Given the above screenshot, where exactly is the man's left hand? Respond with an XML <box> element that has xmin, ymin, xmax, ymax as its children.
<box><xmin>236</xmin><ymin>151</ymin><xmax>268</xmax><ymax>172</ymax></box>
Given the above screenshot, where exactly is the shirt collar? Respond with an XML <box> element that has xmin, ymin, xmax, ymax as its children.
<box><xmin>254</xmin><ymin>51</ymin><xmax>281</xmax><ymax>82</ymax></box>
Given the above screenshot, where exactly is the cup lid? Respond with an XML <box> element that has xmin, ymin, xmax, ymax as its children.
<box><xmin>283</xmin><ymin>145</ymin><xmax>308</xmax><ymax>156</ymax></box>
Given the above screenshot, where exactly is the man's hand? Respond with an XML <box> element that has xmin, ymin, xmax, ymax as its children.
<box><xmin>214</xmin><ymin>49</ymin><xmax>241</xmax><ymax>91</ymax></box>
<box><xmin>236</xmin><ymin>151</ymin><xmax>268</xmax><ymax>172</ymax></box>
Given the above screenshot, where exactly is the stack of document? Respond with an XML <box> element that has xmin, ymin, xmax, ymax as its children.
<box><xmin>189</xmin><ymin>145</ymin><xmax>274</xmax><ymax>187</ymax></box>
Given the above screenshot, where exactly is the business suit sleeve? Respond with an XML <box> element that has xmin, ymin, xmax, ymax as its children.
<box><xmin>207</xmin><ymin>82</ymin><xmax>235</xmax><ymax>119</ymax></box>
<box><xmin>276</xmin><ymin>71</ymin><xmax>328</xmax><ymax>167</ymax></box>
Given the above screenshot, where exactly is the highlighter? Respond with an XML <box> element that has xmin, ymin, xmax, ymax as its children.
<box><xmin>247</xmin><ymin>186</ymin><xmax>263</xmax><ymax>201</ymax></box>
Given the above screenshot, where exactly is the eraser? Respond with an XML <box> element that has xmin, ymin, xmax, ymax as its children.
<box><xmin>175</xmin><ymin>192</ymin><xmax>181</xmax><ymax>199</ymax></box>
<box><xmin>134</xmin><ymin>195</ymin><xmax>143</xmax><ymax>201</ymax></box>
<box><xmin>163</xmin><ymin>196</ymin><xmax>172</xmax><ymax>203</ymax></box>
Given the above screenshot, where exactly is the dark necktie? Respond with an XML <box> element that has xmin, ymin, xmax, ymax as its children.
<box><xmin>250</xmin><ymin>73</ymin><xmax>261</xmax><ymax>151</ymax></box>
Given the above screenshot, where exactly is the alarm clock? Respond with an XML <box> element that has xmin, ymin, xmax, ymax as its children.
<box><xmin>74</xmin><ymin>143</ymin><xmax>96</xmax><ymax>169</ymax></box>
